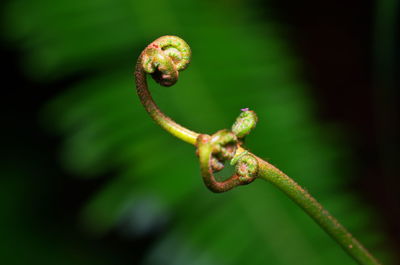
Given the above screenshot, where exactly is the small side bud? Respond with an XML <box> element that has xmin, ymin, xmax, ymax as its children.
<box><xmin>232</xmin><ymin>110</ymin><xmax>258</xmax><ymax>138</ymax></box>
<box><xmin>235</xmin><ymin>154</ymin><xmax>258</xmax><ymax>183</ymax></box>
<box><xmin>210</xmin><ymin>130</ymin><xmax>237</xmax><ymax>161</ymax></box>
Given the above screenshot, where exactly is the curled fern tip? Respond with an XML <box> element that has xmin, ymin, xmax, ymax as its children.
<box><xmin>141</xmin><ymin>35</ymin><xmax>191</xmax><ymax>86</ymax></box>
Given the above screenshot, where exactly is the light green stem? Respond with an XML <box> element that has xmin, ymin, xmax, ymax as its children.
<box><xmin>254</xmin><ymin>153</ymin><xmax>381</xmax><ymax>265</ymax></box>
<box><xmin>135</xmin><ymin>64</ymin><xmax>199</xmax><ymax>145</ymax></box>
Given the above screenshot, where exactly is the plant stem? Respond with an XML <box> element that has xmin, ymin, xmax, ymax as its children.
<box><xmin>251</xmin><ymin>150</ymin><xmax>381</xmax><ymax>265</ymax></box>
<box><xmin>135</xmin><ymin>58</ymin><xmax>199</xmax><ymax>145</ymax></box>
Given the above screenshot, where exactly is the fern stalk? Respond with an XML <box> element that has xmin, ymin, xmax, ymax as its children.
<box><xmin>134</xmin><ymin>35</ymin><xmax>381</xmax><ymax>265</ymax></box>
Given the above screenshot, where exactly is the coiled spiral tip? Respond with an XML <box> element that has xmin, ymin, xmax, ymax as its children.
<box><xmin>141</xmin><ymin>35</ymin><xmax>191</xmax><ymax>87</ymax></box>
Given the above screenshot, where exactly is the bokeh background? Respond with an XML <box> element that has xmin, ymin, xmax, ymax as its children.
<box><xmin>1</xmin><ymin>0</ymin><xmax>399</xmax><ymax>264</ymax></box>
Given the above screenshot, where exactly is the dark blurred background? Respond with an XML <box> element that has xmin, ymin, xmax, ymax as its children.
<box><xmin>1</xmin><ymin>0</ymin><xmax>399</xmax><ymax>264</ymax></box>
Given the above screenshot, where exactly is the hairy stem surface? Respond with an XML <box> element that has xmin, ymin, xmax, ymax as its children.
<box><xmin>253</xmin><ymin>153</ymin><xmax>381</xmax><ymax>265</ymax></box>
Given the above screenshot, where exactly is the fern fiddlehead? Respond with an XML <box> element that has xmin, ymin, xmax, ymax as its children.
<box><xmin>135</xmin><ymin>35</ymin><xmax>198</xmax><ymax>145</ymax></box>
<box><xmin>134</xmin><ymin>35</ymin><xmax>381</xmax><ymax>265</ymax></box>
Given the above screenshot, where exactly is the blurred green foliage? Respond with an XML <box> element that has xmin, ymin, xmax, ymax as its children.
<box><xmin>2</xmin><ymin>0</ymin><xmax>393</xmax><ymax>264</ymax></box>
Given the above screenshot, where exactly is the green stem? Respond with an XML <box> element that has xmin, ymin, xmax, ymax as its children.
<box><xmin>254</xmin><ymin>154</ymin><xmax>381</xmax><ymax>265</ymax></box>
<box><xmin>135</xmin><ymin>62</ymin><xmax>199</xmax><ymax>145</ymax></box>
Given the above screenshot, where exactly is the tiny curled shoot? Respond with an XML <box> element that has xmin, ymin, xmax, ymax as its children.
<box><xmin>195</xmin><ymin>110</ymin><xmax>260</xmax><ymax>193</ymax></box>
<box><xmin>230</xmin><ymin>150</ymin><xmax>249</xmax><ymax>165</ymax></box>
<box><xmin>235</xmin><ymin>154</ymin><xmax>258</xmax><ymax>182</ymax></box>
<box><xmin>196</xmin><ymin>130</ymin><xmax>257</xmax><ymax>193</ymax></box>
<box><xmin>232</xmin><ymin>110</ymin><xmax>258</xmax><ymax>138</ymax></box>
<box><xmin>141</xmin><ymin>36</ymin><xmax>191</xmax><ymax>86</ymax></box>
